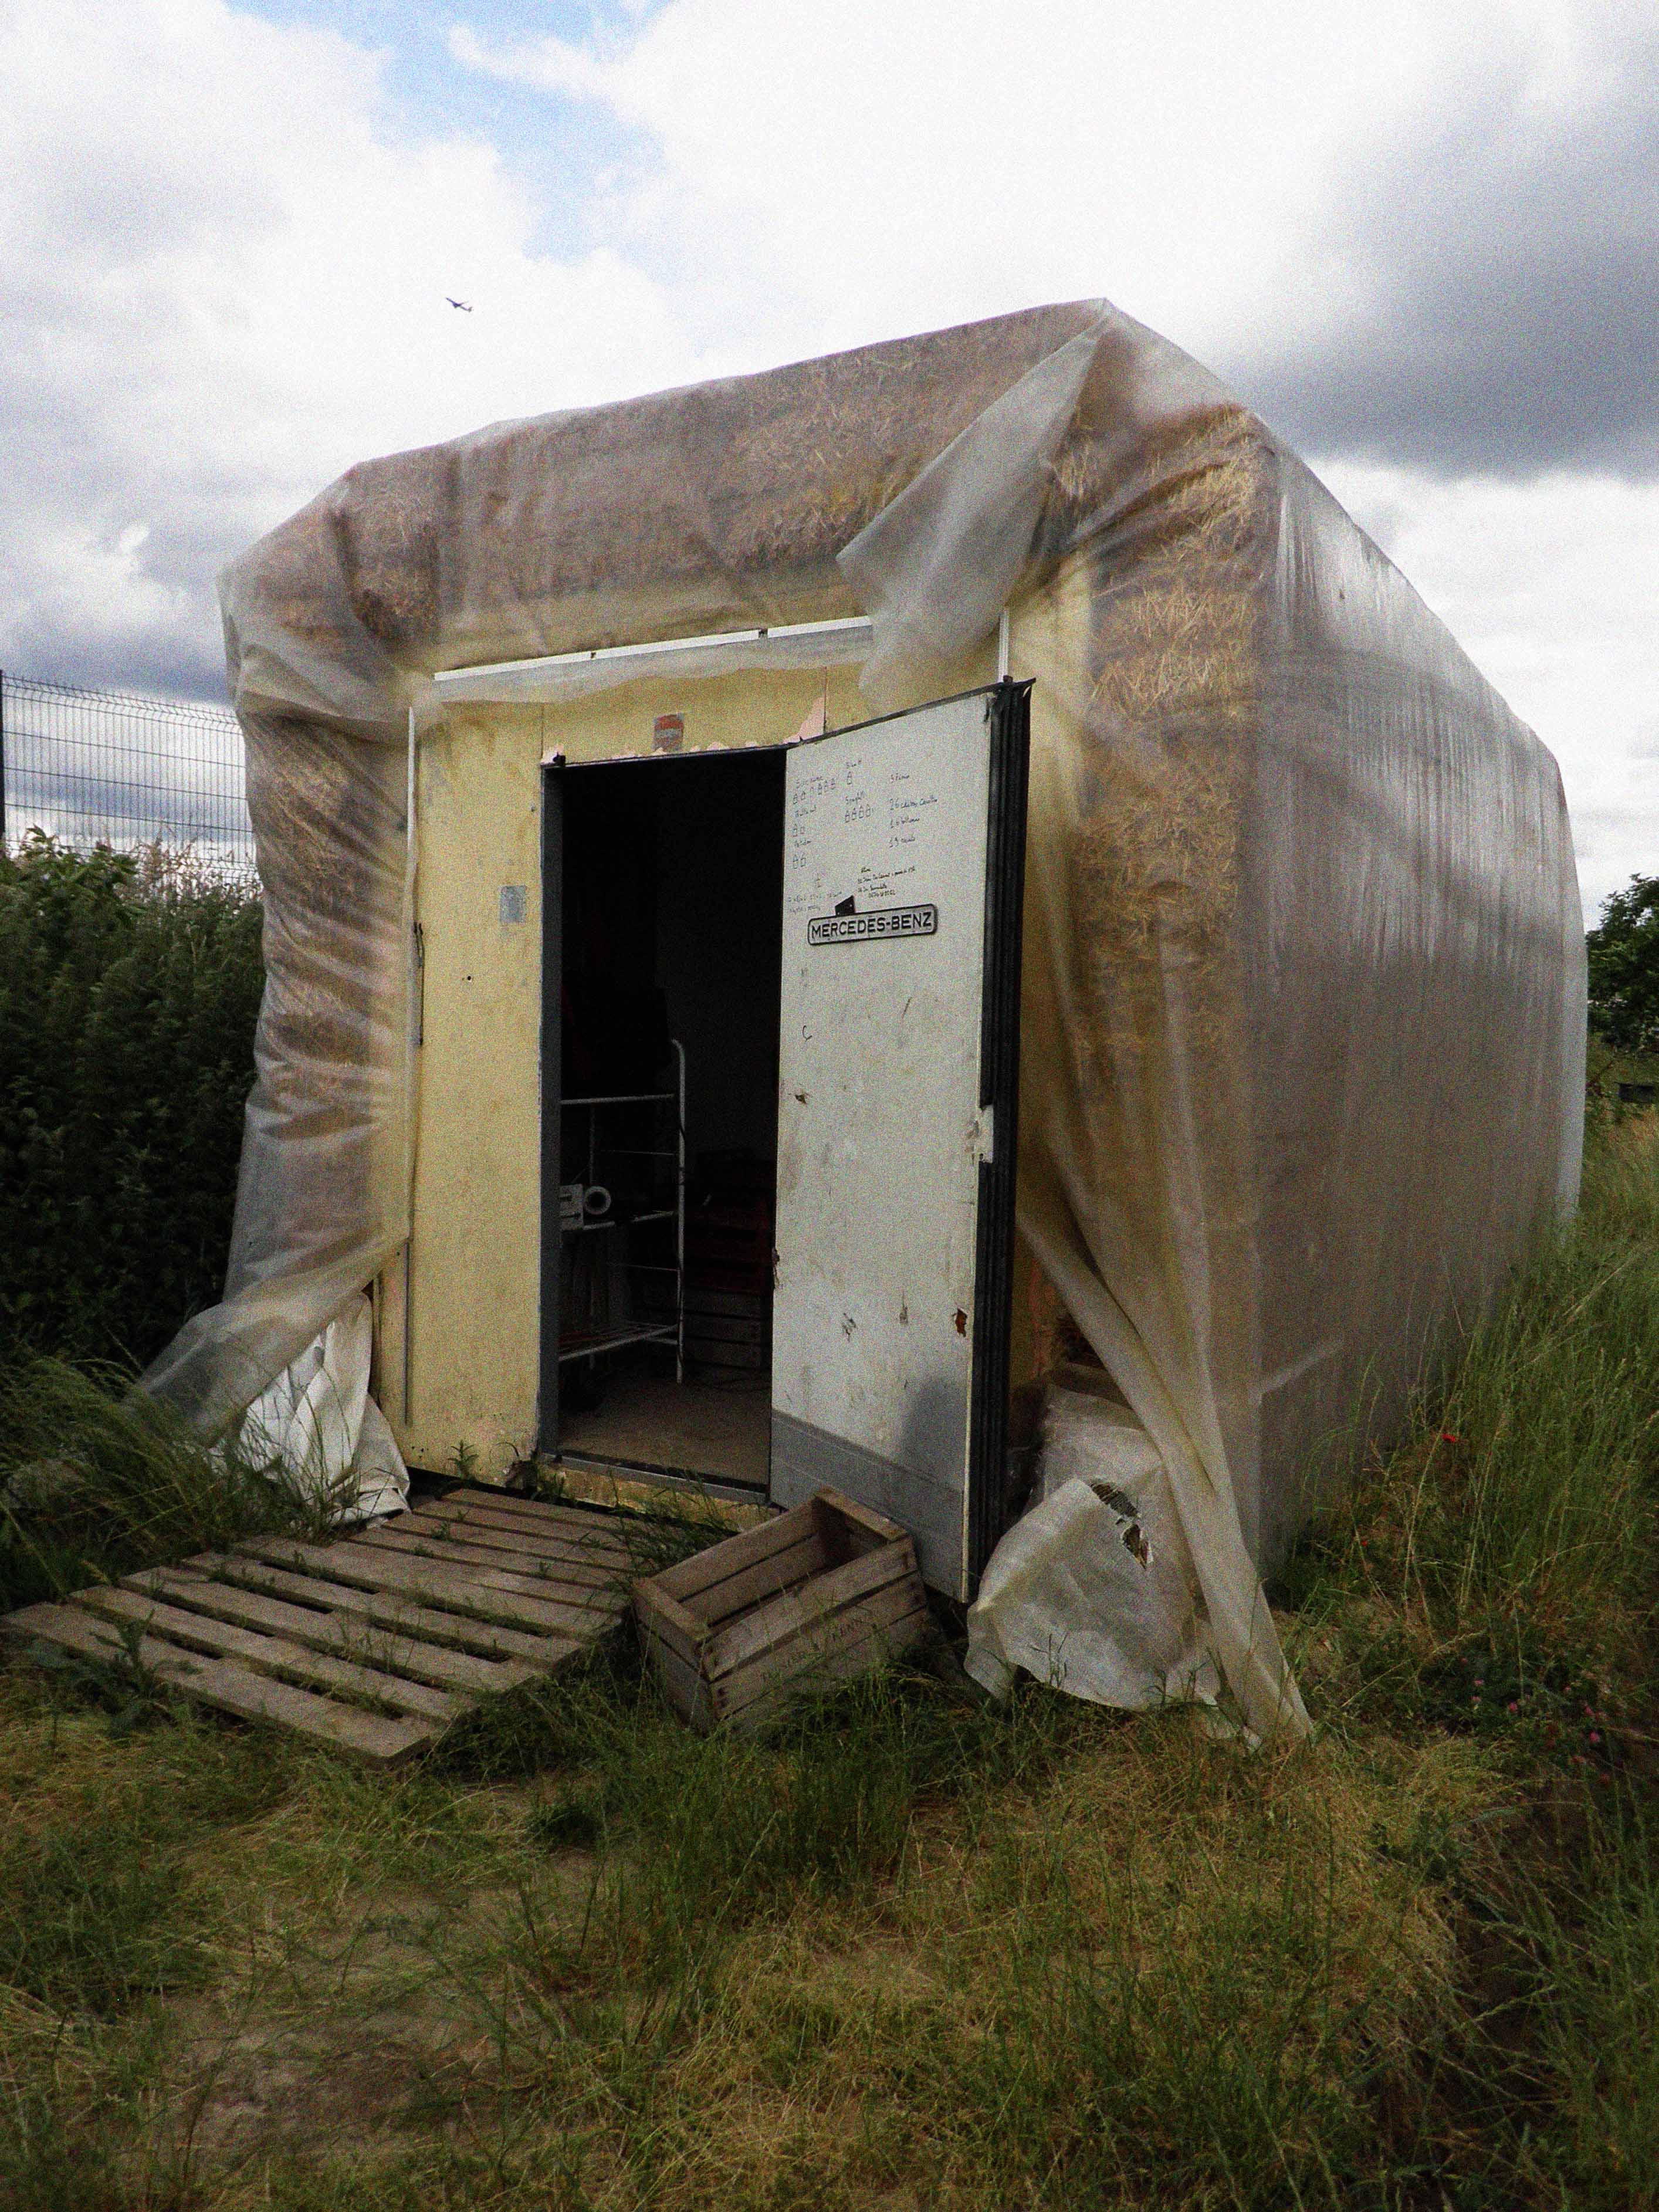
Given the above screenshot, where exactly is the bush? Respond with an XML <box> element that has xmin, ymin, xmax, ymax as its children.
<box><xmin>0</xmin><ymin>833</ymin><xmax>263</xmax><ymax>1370</ymax></box>
<box><xmin>1587</xmin><ymin>871</ymin><xmax>1659</xmax><ymax>1056</ymax></box>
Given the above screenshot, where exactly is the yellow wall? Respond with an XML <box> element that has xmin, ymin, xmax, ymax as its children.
<box><xmin>385</xmin><ymin>660</ymin><xmax>885</xmax><ymax>1477</ymax></box>
<box><xmin>392</xmin><ymin>704</ymin><xmax>540</xmax><ymax>1476</ymax></box>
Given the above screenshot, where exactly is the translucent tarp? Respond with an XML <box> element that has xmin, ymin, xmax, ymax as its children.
<box><xmin>143</xmin><ymin>300</ymin><xmax>1584</xmax><ymax>1738</ymax></box>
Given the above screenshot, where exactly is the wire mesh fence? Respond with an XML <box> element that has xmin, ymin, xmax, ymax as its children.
<box><xmin>0</xmin><ymin>670</ymin><xmax>256</xmax><ymax>874</ymax></box>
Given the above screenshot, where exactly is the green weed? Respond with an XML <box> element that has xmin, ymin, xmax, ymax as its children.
<box><xmin>27</xmin><ymin>1615</ymin><xmax>174</xmax><ymax>1737</ymax></box>
<box><xmin>1526</xmin><ymin>1798</ymin><xmax>1659</xmax><ymax>2206</ymax></box>
<box><xmin>0</xmin><ymin>1352</ymin><xmax>327</xmax><ymax>1611</ymax></box>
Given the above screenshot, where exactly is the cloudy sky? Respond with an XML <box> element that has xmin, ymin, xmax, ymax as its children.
<box><xmin>2</xmin><ymin>0</ymin><xmax>1654</xmax><ymax>917</ymax></box>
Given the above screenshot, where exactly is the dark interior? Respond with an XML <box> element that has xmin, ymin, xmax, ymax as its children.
<box><xmin>553</xmin><ymin>748</ymin><xmax>786</xmax><ymax>1486</ymax></box>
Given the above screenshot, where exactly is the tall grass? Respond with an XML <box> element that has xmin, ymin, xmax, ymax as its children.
<box><xmin>0</xmin><ymin>1121</ymin><xmax>1656</xmax><ymax>2209</ymax></box>
<box><xmin>1265</xmin><ymin>1115</ymin><xmax>1659</xmax><ymax>2205</ymax></box>
<box><xmin>0</xmin><ymin>1354</ymin><xmax>323</xmax><ymax>1612</ymax></box>
<box><xmin>451</xmin><ymin>1652</ymin><xmax>1084</xmax><ymax>1978</ymax></box>
<box><xmin>1517</xmin><ymin>1800</ymin><xmax>1659</xmax><ymax>2207</ymax></box>
<box><xmin>1306</xmin><ymin>1117</ymin><xmax>1659</xmax><ymax>1686</ymax></box>
<box><xmin>1434</xmin><ymin>1128</ymin><xmax>1659</xmax><ymax>1645</ymax></box>
<box><xmin>0</xmin><ymin>1706</ymin><xmax>299</xmax><ymax>2211</ymax></box>
<box><xmin>947</xmin><ymin>1835</ymin><xmax>1390</xmax><ymax>2204</ymax></box>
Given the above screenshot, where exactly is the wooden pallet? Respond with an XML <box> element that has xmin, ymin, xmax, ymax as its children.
<box><xmin>1</xmin><ymin>1490</ymin><xmax>636</xmax><ymax>1767</ymax></box>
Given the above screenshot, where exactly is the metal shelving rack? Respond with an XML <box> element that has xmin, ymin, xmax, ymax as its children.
<box><xmin>558</xmin><ymin>1039</ymin><xmax>686</xmax><ymax>1381</ymax></box>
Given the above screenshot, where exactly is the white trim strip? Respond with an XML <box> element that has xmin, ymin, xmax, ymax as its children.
<box><xmin>434</xmin><ymin>615</ymin><xmax>873</xmax><ymax>706</ymax></box>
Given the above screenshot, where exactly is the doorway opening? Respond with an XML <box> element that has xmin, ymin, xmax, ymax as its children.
<box><xmin>544</xmin><ymin>746</ymin><xmax>786</xmax><ymax>1490</ymax></box>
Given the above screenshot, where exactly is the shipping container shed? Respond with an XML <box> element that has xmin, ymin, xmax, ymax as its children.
<box><xmin>147</xmin><ymin>300</ymin><xmax>1586</xmax><ymax>1736</ymax></box>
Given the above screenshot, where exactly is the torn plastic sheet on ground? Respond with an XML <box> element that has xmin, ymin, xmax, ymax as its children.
<box><xmin>236</xmin><ymin>1296</ymin><xmax>407</xmax><ymax>1521</ymax></box>
<box><xmin>967</xmin><ymin>1388</ymin><xmax>1219</xmax><ymax>1710</ymax></box>
<box><xmin>966</xmin><ymin>1479</ymin><xmax>1220</xmax><ymax>1710</ymax></box>
<box><xmin>140</xmin><ymin>298</ymin><xmax>1584</xmax><ymax>1740</ymax></box>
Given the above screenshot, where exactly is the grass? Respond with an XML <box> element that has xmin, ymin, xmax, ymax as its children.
<box><xmin>0</xmin><ymin>1121</ymin><xmax>1656</xmax><ymax>2208</ymax></box>
<box><xmin>0</xmin><ymin>1354</ymin><xmax>333</xmax><ymax>1614</ymax></box>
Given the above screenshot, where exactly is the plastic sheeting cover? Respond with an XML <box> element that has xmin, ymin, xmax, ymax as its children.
<box><xmin>141</xmin><ymin>298</ymin><xmax>1584</xmax><ymax>1739</ymax></box>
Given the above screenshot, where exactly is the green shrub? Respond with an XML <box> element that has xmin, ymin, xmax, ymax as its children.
<box><xmin>1587</xmin><ymin>872</ymin><xmax>1659</xmax><ymax>1056</ymax></box>
<box><xmin>0</xmin><ymin>833</ymin><xmax>263</xmax><ymax>1369</ymax></box>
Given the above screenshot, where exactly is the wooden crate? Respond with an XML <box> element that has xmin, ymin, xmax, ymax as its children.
<box><xmin>683</xmin><ymin>1283</ymin><xmax>769</xmax><ymax>1376</ymax></box>
<box><xmin>632</xmin><ymin>1488</ymin><xmax>929</xmax><ymax>1733</ymax></box>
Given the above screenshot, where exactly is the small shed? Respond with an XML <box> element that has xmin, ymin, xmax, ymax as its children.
<box><xmin>147</xmin><ymin>300</ymin><xmax>1585</xmax><ymax>1735</ymax></box>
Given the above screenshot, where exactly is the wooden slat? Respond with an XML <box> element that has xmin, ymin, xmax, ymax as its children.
<box><xmin>443</xmin><ymin>1490</ymin><xmax>598</xmax><ymax>1528</ymax></box>
<box><xmin>692</xmin><ymin>1530</ymin><xmax>829</xmax><ymax>1628</ymax></box>
<box><xmin>235</xmin><ymin>1537</ymin><xmax>625</xmax><ymax>1634</ymax></box>
<box><xmin>717</xmin><ymin>1575</ymin><xmax>928</xmax><ymax>1709</ymax></box>
<box><xmin>428</xmin><ymin>1493</ymin><xmax>636</xmax><ymax>1552</ymax></box>
<box><xmin>629</xmin><ymin>1491</ymin><xmax>930</xmax><ymax>1736</ymax></box>
<box><xmin>416</xmin><ymin>1496</ymin><xmax>636</xmax><ymax>1564</ymax></box>
<box><xmin>362</xmin><ymin>1522</ymin><xmax>621</xmax><ymax>1590</ymax></box>
<box><xmin>72</xmin><ymin>1588</ymin><xmax>462</xmax><ymax>1721</ymax></box>
<box><xmin>415</xmin><ymin>1509</ymin><xmax>642</xmax><ymax>1577</ymax></box>
<box><xmin>685</xmin><ymin>1314</ymin><xmax>767</xmax><ymax>1347</ymax></box>
<box><xmin>638</xmin><ymin>1624</ymin><xmax>715</xmax><ymax>1730</ymax></box>
<box><xmin>191</xmin><ymin>1555</ymin><xmax>569</xmax><ymax>1663</ymax></box>
<box><xmin>124</xmin><ymin>1569</ymin><xmax>532</xmax><ymax>1696</ymax></box>
<box><xmin>681</xmin><ymin>1283</ymin><xmax>765</xmax><ymax>1309</ymax></box>
<box><xmin>445</xmin><ymin>1511</ymin><xmax>656</xmax><ymax>1575</ymax></box>
<box><xmin>631</xmin><ymin>1582</ymin><xmax>708</xmax><ymax>1672</ymax></box>
<box><xmin>686</xmin><ymin>1337</ymin><xmax>768</xmax><ymax>1365</ymax></box>
<box><xmin>716</xmin><ymin>1587</ymin><xmax>930</xmax><ymax>1730</ymax></box>
<box><xmin>654</xmin><ymin>1498</ymin><xmax>817</xmax><ymax>1604</ymax></box>
<box><xmin>814</xmin><ymin>1489</ymin><xmax>910</xmax><ymax>1554</ymax></box>
<box><xmin>1</xmin><ymin>1604</ymin><xmax>436</xmax><ymax>1765</ymax></box>
<box><xmin>705</xmin><ymin>1543</ymin><xmax>917</xmax><ymax>1682</ymax></box>
<box><xmin>2</xmin><ymin>1484</ymin><xmax>635</xmax><ymax>1764</ymax></box>
<box><xmin>404</xmin><ymin>1505</ymin><xmax>626</xmax><ymax>1564</ymax></box>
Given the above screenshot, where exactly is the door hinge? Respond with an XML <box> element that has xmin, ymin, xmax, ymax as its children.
<box><xmin>972</xmin><ymin>1103</ymin><xmax>995</xmax><ymax>1165</ymax></box>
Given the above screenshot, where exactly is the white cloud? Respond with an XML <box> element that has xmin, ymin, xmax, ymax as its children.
<box><xmin>1321</xmin><ymin>459</ymin><xmax>1659</xmax><ymax>919</ymax></box>
<box><xmin>443</xmin><ymin>0</ymin><xmax>1659</xmax><ymax>919</ymax></box>
<box><xmin>0</xmin><ymin>0</ymin><xmax>713</xmax><ymax>694</ymax></box>
<box><xmin>449</xmin><ymin>0</ymin><xmax>1655</xmax><ymax>422</ymax></box>
<box><xmin>453</xmin><ymin>0</ymin><xmax>1431</xmax><ymax>363</ymax></box>
<box><xmin>3</xmin><ymin>0</ymin><xmax>1653</xmax><ymax>929</ymax></box>
<box><xmin>1246</xmin><ymin>12</ymin><xmax>1659</xmax><ymax>474</ymax></box>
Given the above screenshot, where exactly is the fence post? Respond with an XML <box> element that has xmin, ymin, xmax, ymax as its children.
<box><xmin>0</xmin><ymin>667</ymin><xmax>7</xmax><ymax>850</ymax></box>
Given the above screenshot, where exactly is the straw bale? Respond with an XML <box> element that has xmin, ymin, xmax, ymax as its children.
<box><xmin>1014</xmin><ymin>411</ymin><xmax>1275</xmax><ymax>1407</ymax></box>
<box><xmin>1066</xmin><ymin>414</ymin><xmax>1273</xmax><ymax>1010</ymax></box>
<box><xmin>232</xmin><ymin>302</ymin><xmax>1111</xmax><ymax>691</ymax></box>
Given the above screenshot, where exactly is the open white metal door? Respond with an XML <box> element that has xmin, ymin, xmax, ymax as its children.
<box><xmin>771</xmin><ymin>682</ymin><xmax>1030</xmax><ymax>1598</ymax></box>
